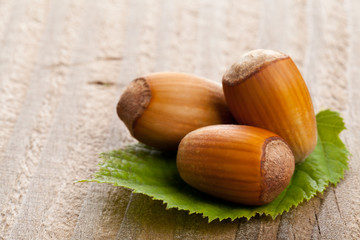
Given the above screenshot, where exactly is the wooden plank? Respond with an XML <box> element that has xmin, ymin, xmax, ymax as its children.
<box><xmin>72</xmin><ymin>0</ymin><xmax>144</xmax><ymax>238</ymax></box>
<box><xmin>0</xmin><ymin>0</ymin><xmax>54</xmax><ymax>236</ymax></box>
<box><xmin>334</xmin><ymin>0</ymin><xmax>360</xmax><ymax>239</ymax></box>
<box><xmin>223</xmin><ymin>0</ymin><xmax>261</xmax><ymax>71</ymax></box>
<box><xmin>0</xmin><ymin>1</ymin><xmax>15</xmax><ymax>46</ymax></box>
<box><xmin>192</xmin><ymin>0</ymin><xmax>228</xmax><ymax>80</ymax></box>
<box><xmin>0</xmin><ymin>0</ymin><xmax>49</xmax><ymax>164</ymax></box>
<box><xmin>4</xmin><ymin>0</ymin><xmax>105</xmax><ymax>238</ymax></box>
<box><xmin>307</xmin><ymin>0</ymin><xmax>350</xmax><ymax>238</ymax></box>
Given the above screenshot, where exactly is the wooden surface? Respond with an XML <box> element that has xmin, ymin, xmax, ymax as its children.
<box><xmin>0</xmin><ymin>0</ymin><xmax>359</xmax><ymax>239</ymax></box>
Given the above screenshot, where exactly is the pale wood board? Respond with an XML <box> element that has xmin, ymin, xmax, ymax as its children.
<box><xmin>0</xmin><ymin>0</ymin><xmax>359</xmax><ymax>239</ymax></box>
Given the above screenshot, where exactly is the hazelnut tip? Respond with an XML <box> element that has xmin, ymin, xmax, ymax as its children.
<box><xmin>116</xmin><ymin>77</ymin><xmax>152</xmax><ymax>135</ymax></box>
<box><xmin>260</xmin><ymin>137</ymin><xmax>295</xmax><ymax>204</ymax></box>
<box><xmin>222</xmin><ymin>49</ymin><xmax>289</xmax><ymax>86</ymax></box>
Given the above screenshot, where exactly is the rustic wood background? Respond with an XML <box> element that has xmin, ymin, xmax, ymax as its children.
<box><xmin>0</xmin><ymin>0</ymin><xmax>359</xmax><ymax>239</ymax></box>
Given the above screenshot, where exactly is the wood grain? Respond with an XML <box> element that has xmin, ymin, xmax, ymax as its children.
<box><xmin>0</xmin><ymin>0</ymin><xmax>358</xmax><ymax>239</ymax></box>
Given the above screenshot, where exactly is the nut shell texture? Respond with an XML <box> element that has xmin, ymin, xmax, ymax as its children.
<box><xmin>176</xmin><ymin>125</ymin><xmax>295</xmax><ymax>206</ymax></box>
<box><xmin>223</xmin><ymin>49</ymin><xmax>317</xmax><ymax>163</ymax></box>
<box><xmin>117</xmin><ymin>72</ymin><xmax>234</xmax><ymax>150</ymax></box>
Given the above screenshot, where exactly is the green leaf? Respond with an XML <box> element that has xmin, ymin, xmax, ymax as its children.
<box><xmin>80</xmin><ymin>110</ymin><xmax>350</xmax><ymax>221</ymax></box>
